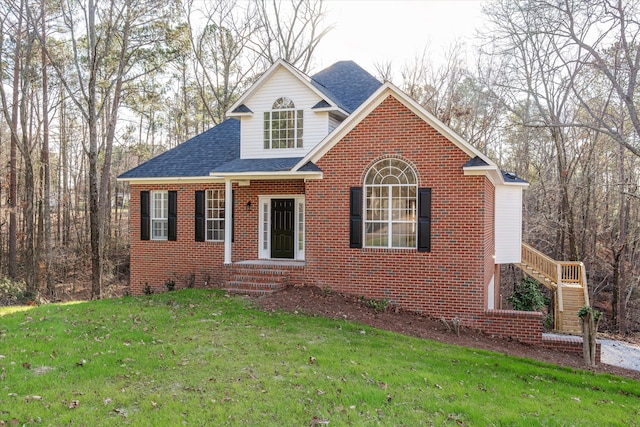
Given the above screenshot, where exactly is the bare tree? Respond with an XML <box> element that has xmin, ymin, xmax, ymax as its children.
<box><xmin>41</xmin><ymin>0</ymin><xmax>176</xmax><ymax>298</ymax></box>
<box><xmin>0</xmin><ymin>0</ymin><xmax>24</xmax><ymax>281</ymax></box>
<box><xmin>184</xmin><ymin>0</ymin><xmax>259</xmax><ymax>124</ymax></box>
<box><xmin>254</xmin><ymin>0</ymin><xmax>331</xmax><ymax>72</ymax></box>
<box><xmin>535</xmin><ymin>0</ymin><xmax>640</xmax><ymax>157</ymax></box>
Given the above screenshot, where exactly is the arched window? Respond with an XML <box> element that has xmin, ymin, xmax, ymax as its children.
<box><xmin>364</xmin><ymin>158</ymin><xmax>417</xmax><ymax>248</ymax></box>
<box><xmin>264</xmin><ymin>97</ymin><xmax>303</xmax><ymax>149</ymax></box>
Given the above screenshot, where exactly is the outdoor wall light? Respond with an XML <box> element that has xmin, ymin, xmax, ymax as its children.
<box><xmin>246</xmin><ymin>201</ymin><xmax>252</xmax><ymax>211</ymax></box>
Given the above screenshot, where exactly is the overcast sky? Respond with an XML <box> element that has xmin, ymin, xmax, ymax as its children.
<box><xmin>313</xmin><ymin>0</ymin><xmax>486</xmax><ymax>77</ymax></box>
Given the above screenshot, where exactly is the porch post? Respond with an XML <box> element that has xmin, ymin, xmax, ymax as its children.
<box><xmin>224</xmin><ymin>179</ymin><xmax>232</xmax><ymax>264</ymax></box>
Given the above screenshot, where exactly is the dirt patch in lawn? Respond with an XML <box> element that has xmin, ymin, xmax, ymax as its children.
<box><xmin>255</xmin><ymin>284</ymin><xmax>640</xmax><ymax>381</ymax></box>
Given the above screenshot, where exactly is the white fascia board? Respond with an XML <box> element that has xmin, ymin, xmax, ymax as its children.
<box><xmin>463</xmin><ymin>166</ymin><xmax>504</xmax><ymax>186</ymax></box>
<box><xmin>312</xmin><ymin>106</ymin><xmax>349</xmax><ymax>116</ymax></box>
<box><xmin>226</xmin><ymin>59</ymin><xmax>338</xmax><ymax>116</ymax></box>
<box><xmin>293</xmin><ymin>82</ymin><xmax>496</xmax><ymax>171</ymax></box>
<box><xmin>208</xmin><ymin>171</ymin><xmax>323</xmax><ymax>181</ymax></box>
<box><xmin>463</xmin><ymin>166</ymin><xmax>530</xmax><ymax>188</ymax></box>
<box><xmin>502</xmin><ymin>180</ymin><xmax>530</xmax><ymax>188</ymax></box>
<box><xmin>117</xmin><ymin>176</ymin><xmax>226</xmax><ymax>185</ymax></box>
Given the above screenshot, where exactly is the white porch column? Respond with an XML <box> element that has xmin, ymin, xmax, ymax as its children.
<box><xmin>224</xmin><ymin>179</ymin><xmax>233</xmax><ymax>264</ymax></box>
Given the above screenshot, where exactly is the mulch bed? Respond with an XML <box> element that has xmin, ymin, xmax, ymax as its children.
<box><xmin>255</xmin><ymin>284</ymin><xmax>640</xmax><ymax>381</ymax></box>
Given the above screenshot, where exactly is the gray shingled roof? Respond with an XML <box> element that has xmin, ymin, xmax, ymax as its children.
<box><xmin>310</xmin><ymin>61</ymin><xmax>382</xmax><ymax>113</ymax></box>
<box><xmin>118</xmin><ymin>118</ymin><xmax>240</xmax><ymax>179</ymax></box>
<box><xmin>501</xmin><ymin>171</ymin><xmax>528</xmax><ymax>184</ymax></box>
<box><xmin>119</xmin><ymin>61</ymin><xmax>381</xmax><ymax>180</ymax></box>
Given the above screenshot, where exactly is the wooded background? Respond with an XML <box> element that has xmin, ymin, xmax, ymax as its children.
<box><xmin>0</xmin><ymin>0</ymin><xmax>638</xmax><ymax>334</ymax></box>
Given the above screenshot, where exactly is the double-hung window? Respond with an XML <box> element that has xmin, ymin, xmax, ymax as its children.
<box><xmin>206</xmin><ymin>189</ymin><xmax>225</xmax><ymax>241</ymax></box>
<box><xmin>151</xmin><ymin>191</ymin><xmax>169</xmax><ymax>240</ymax></box>
<box><xmin>264</xmin><ymin>97</ymin><xmax>303</xmax><ymax>149</ymax></box>
<box><xmin>140</xmin><ymin>190</ymin><xmax>176</xmax><ymax>241</ymax></box>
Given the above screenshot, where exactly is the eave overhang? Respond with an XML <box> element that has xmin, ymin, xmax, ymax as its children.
<box><xmin>463</xmin><ymin>165</ymin><xmax>530</xmax><ymax>187</ymax></box>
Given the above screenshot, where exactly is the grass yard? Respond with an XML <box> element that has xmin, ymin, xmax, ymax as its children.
<box><xmin>1</xmin><ymin>289</ymin><xmax>639</xmax><ymax>426</ymax></box>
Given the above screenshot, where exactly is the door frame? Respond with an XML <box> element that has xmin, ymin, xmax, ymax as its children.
<box><xmin>258</xmin><ymin>195</ymin><xmax>305</xmax><ymax>261</ymax></box>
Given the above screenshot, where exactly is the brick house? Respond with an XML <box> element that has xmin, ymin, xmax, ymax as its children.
<box><xmin>119</xmin><ymin>59</ymin><xmax>561</xmax><ymax>344</ymax></box>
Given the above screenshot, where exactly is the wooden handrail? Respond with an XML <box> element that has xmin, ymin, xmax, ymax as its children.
<box><xmin>521</xmin><ymin>243</ymin><xmax>558</xmax><ymax>284</ymax></box>
<box><xmin>581</xmin><ymin>262</ymin><xmax>590</xmax><ymax>306</ymax></box>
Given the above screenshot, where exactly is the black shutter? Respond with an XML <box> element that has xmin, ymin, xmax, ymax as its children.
<box><xmin>140</xmin><ymin>191</ymin><xmax>150</xmax><ymax>241</ymax></box>
<box><xmin>350</xmin><ymin>187</ymin><xmax>363</xmax><ymax>248</ymax></box>
<box><xmin>418</xmin><ymin>188</ymin><xmax>432</xmax><ymax>252</ymax></box>
<box><xmin>195</xmin><ymin>190</ymin><xmax>205</xmax><ymax>242</ymax></box>
<box><xmin>168</xmin><ymin>190</ymin><xmax>177</xmax><ymax>241</ymax></box>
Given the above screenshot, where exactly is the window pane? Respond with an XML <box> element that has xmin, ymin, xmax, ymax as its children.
<box><xmin>365</xmin><ymin>222</ymin><xmax>388</xmax><ymax>247</ymax></box>
<box><xmin>205</xmin><ymin>189</ymin><xmax>225</xmax><ymax>241</ymax></box>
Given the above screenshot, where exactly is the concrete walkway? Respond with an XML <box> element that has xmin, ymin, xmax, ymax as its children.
<box><xmin>544</xmin><ymin>333</ymin><xmax>640</xmax><ymax>371</ymax></box>
<box><xmin>599</xmin><ymin>339</ymin><xmax>640</xmax><ymax>371</ymax></box>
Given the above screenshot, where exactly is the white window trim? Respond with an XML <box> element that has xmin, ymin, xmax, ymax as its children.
<box><xmin>205</xmin><ymin>189</ymin><xmax>225</xmax><ymax>242</ymax></box>
<box><xmin>363</xmin><ymin>159</ymin><xmax>418</xmax><ymax>249</ymax></box>
<box><xmin>258</xmin><ymin>195</ymin><xmax>305</xmax><ymax>261</ymax></box>
<box><xmin>264</xmin><ymin>97</ymin><xmax>303</xmax><ymax>149</ymax></box>
<box><xmin>150</xmin><ymin>190</ymin><xmax>168</xmax><ymax>241</ymax></box>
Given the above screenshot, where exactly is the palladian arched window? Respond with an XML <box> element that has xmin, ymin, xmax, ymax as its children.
<box><xmin>264</xmin><ymin>97</ymin><xmax>303</xmax><ymax>149</ymax></box>
<box><xmin>364</xmin><ymin>158</ymin><xmax>417</xmax><ymax>248</ymax></box>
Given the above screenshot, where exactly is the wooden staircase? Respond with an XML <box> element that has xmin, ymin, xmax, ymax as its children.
<box><xmin>517</xmin><ymin>243</ymin><xmax>590</xmax><ymax>334</ymax></box>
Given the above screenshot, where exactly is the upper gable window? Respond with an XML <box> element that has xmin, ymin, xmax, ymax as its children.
<box><xmin>264</xmin><ymin>97</ymin><xmax>303</xmax><ymax>149</ymax></box>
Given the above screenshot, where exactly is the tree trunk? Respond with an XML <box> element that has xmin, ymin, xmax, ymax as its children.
<box><xmin>88</xmin><ymin>0</ymin><xmax>101</xmax><ymax>300</ymax></box>
<box><xmin>41</xmin><ymin>0</ymin><xmax>55</xmax><ymax>298</ymax></box>
<box><xmin>8</xmin><ymin>0</ymin><xmax>24</xmax><ymax>280</ymax></box>
<box><xmin>580</xmin><ymin>308</ymin><xmax>601</xmax><ymax>367</ymax></box>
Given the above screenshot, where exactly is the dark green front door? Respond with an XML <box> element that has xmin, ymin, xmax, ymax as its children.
<box><xmin>271</xmin><ymin>199</ymin><xmax>295</xmax><ymax>259</ymax></box>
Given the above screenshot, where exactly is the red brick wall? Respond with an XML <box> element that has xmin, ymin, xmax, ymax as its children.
<box><xmin>304</xmin><ymin>95</ymin><xmax>492</xmax><ymax>325</ymax></box>
<box><xmin>129</xmin><ymin>183</ymin><xmax>226</xmax><ymax>295</ymax></box>
<box><xmin>482</xmin><ymin>309</ymin><xmax>544</xmax><ymax>344</ymax></box>
<box><xmin>129</xmin><ymin>180</ymin><xmax>305</xmax><ymax>295</ymax></box>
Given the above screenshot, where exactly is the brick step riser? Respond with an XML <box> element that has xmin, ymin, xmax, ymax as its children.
<box><xmin>224</xmin><ymin>288</ymin><xmax>276</xmax><ymax>297</ymax></box>
<box><xmin>231</xmin><ymin>274</ymin><xmax>288</xmax><ymax>284</ymax></box>
<box><xmin>231</xmin><ymin>267</ymin><xmax>289</xmax><ymax>275</ymax></box>
<box><xmin>225</xmin><ymin>281</ymin><xmax>285</xmax><ymax>291</ymax></box>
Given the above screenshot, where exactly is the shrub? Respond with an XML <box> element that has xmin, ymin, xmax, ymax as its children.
<box><xmin>165</xmin><ymin>280</ymin><xmax>176</xmax><ymax>292</ymax></box>
<box><xmin>0</xmin><ymin>278</ymin><xmax>32</xmax><ymax>305</ymax></box>
<box><xmin>508</xmin><ymin>277</ymin><xmax>546</xmax><ymax>311</ymax></box>
<box><xmin>360</xmin><ymin>296</ymin><xmax>390</xmax><ymax>312</ymax></box>
<box><xmin>144</xmin><ymin>283</ymin><xmax>154</xmax><ymax>295</ymax></box>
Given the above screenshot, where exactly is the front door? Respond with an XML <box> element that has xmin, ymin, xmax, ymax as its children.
<box><xmin>271</xmin><ymin>199</ymin><xmax>295</xmax><ymax>259</ymax></box>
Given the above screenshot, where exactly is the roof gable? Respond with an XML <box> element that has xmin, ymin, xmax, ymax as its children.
<box><xmin>227</xmin><ymin>59</ymin><xmax>381</xmax><ymax>118</ymax></box>
<box><xmin>294</xmin><ymin>82</ymin><xmax>518</xmax><ymax>186</ymax></box>
<box><xmin>227</xmin><ymin>59</ymin><xmax>343</xmax><ymax>116</ymax></box>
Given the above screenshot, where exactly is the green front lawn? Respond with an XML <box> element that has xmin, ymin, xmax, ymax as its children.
<box><xmin>0</xmin><ymin>289</ymin><xmax>638</xmax><ymax>426</ymax></box>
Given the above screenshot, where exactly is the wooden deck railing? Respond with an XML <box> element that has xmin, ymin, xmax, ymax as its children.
<box><xmin>520</xmin><ymin>243</ymin><xmax>590</xmax><ymax>333</ymax></box>
<box><xmin>521</xmin><ymin>243</ymin><xmax>558</xmax><ymax>288</ymax></box>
